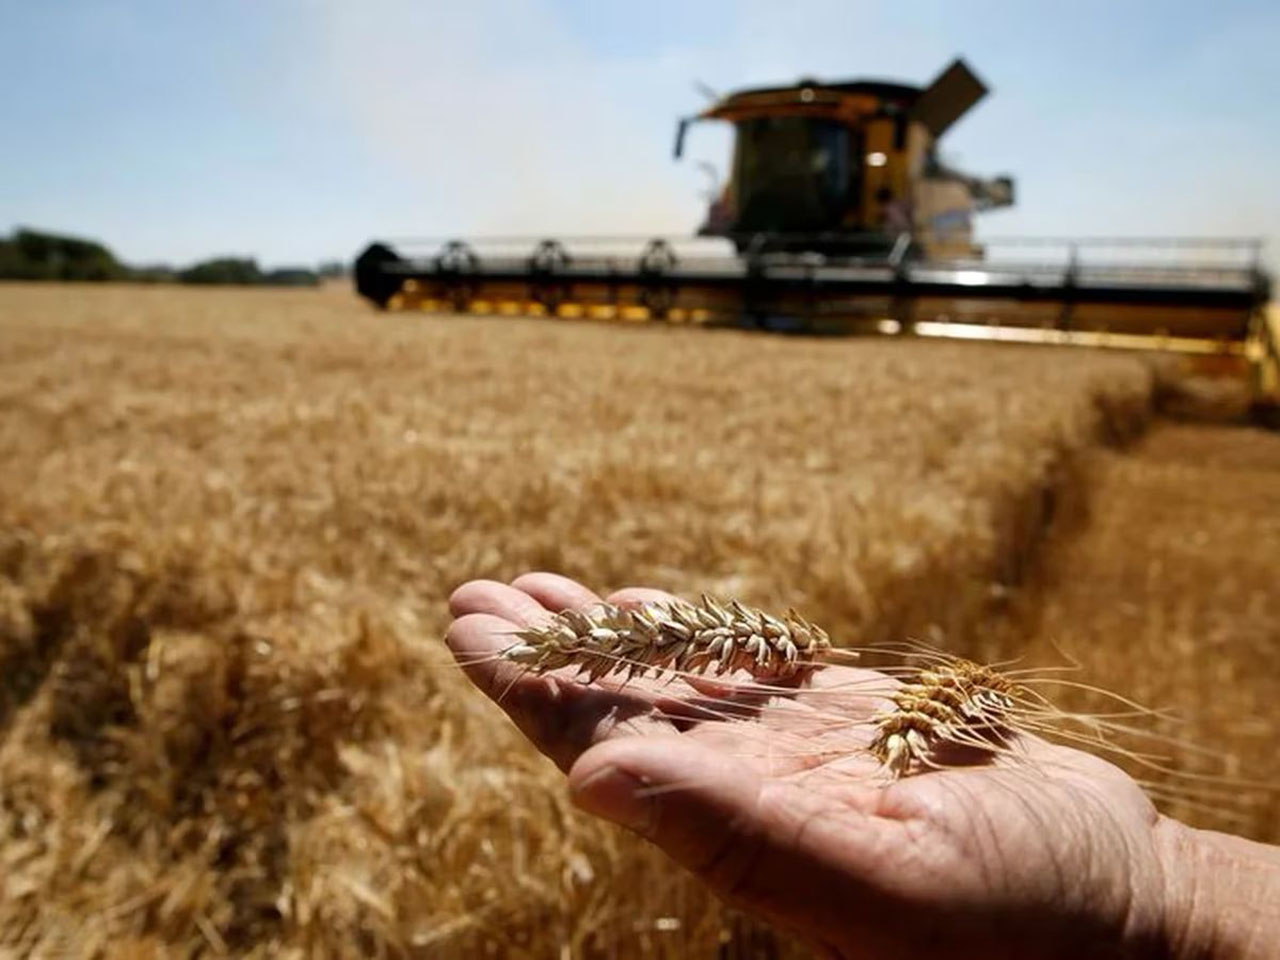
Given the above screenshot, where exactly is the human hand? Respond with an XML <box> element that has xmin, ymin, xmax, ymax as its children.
<box><xmin>446</xmin><ymin>574</ymin><xmax>1280</xmax><ymax>959</ymax></box>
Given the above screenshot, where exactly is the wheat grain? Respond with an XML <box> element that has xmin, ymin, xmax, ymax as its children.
<box><xmin>502</xmin><ymin>596</ymin><xmax>836</xmax><ymax>681</ymax></box>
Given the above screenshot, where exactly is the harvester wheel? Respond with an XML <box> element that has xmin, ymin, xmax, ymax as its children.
<box><xmin>354</xmin><ymin>243</ymin><xmax>405</xmax><ymax>309</ymax></box>
<box><xmin>436</xmin><ymin>240</ymin><xmax>481</xmax><ymax>274</ymax></box>
<box><xmin>638</xmin><ymin>239</ymin><xmax>679</xmax><ymax>320</ymax></box>
<box><xmin>529</xmin><ymin>239</ymin><xmax>572</xmax><ymax>273</ymax></box>
<box><xmin>436</xmin><ymin>241</ymin><xmax>481</xmax><ymax>313</ymax></box>
<box><xmin>529</xmin><ymin>240</ymin><xmax>573</xmax><ymax>312</ymax></box>
<box><xmin>1249</xmin><ymin>400</ymin><xmax>1280</xmax><ymax>431</ymax></box>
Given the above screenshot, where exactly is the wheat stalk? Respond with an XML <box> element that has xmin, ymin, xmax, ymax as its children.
<box><xmin>502</xmin><ymin>596</ymin><xmax>835</xmax><ymax>681</ymax></box>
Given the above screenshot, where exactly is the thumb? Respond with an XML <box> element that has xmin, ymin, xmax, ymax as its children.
<box><xmin>568</xmin><ymin>736</ymin><xmax>769</xmax><ymax>897</ymax></box>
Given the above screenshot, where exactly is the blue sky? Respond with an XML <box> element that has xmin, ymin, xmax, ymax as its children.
<box><xmin>1</xmin><ymin>1</ymin><xmax>1277</xmax><ymax>268</ymax></box>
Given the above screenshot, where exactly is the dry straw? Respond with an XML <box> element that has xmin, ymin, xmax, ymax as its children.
<box><xmin>2</xmin><ymin>283</ymin><xmax>1277</xmax><ymax>958</ymax></box>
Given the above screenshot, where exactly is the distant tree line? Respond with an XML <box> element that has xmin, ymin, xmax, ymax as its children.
<box><xmin>0</xmin><ymin>228</ymin><xmax>348</xmax><ymax>287</ymax></box>
<box><xmin>0</xmin><ymin>228</ymin><xmax>126</xmax><ymax>281</ymax></box>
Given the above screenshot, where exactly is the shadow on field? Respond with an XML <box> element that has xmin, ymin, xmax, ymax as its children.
<box><xmin>965</xmin><ymin>421</ymin><xmax>1280</xmax><ymax>842</ymax></box>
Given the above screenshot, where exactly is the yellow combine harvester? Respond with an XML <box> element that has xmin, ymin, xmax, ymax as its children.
<box><xmin>355</xmin><ymin>59</ymin><xmax>1278</xmax><ymax>418</ymax></box>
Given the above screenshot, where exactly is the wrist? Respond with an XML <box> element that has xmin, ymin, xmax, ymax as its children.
<box><xmin>1154</xmin><ymin>816</ymin><xmax>1280</xmax><ymax>959</ymax></box>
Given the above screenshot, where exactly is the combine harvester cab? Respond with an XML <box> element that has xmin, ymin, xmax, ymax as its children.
<box><xmin>355</xmin><ymin>59</ymin><xmax>1278</xmax><ymax>421</ymax></box>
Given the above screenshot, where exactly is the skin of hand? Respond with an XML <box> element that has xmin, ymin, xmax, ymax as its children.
<box><xmin>445</xmin><ymin>573</ymin><xmax>1280</xmax><ymax>960</ymax></box>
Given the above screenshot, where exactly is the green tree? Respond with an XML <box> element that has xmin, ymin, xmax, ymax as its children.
<box><xmin>0</xmin><ymin>228</ymin><xmax>125</xmax><ymax>281</ymax></box>
<box><xmin>262</xmin><ymin>267</ymin><xmax>319</xmax><ymax>287</ymax></box>
<box><xmin>177</xmin><ymin>258</ymin><xmax>263</xmax><ymax>285</ymax></box>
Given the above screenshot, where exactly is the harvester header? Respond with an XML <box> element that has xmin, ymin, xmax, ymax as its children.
<box><xmin>354</xmin><ymin>59</ymin><xmax>1277</xmax><ymax>418</ymax></box>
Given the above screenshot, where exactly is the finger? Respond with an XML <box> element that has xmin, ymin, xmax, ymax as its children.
<box><xmin>446</xmin><ymin>612</ymin><xmax>677</xmax><ymax>771</ymax></box>
<box><xmin>445</xmin><ymin>611</ymin><xmax>531</xmax><ymax>697</ymax></box>
<box><xmin>607</xmin><ymin>586</ymin><xmax>682</xmax><ymax>608</ymax></box>
<box><xmin>568</xmin><ymin>737</ymin><xmax>881</xmax><ymax>938</ymax></box>
<box><xmin>461</xmin><ymin>581</ymin><xmax>762</xmax><ymax>724</ymax></box>
<box><xmin>449</xmin><ymin>580</ymin><xmax>724</xmax><ymax>725</ymax></box>
<box><xmin>449</xmin><ymin>579</ymin><xmax>554</xmax><ymax>627</ymax></box>
<box><xmin>569</xmin><ymin>735</ymin><xmax>765</xmax><ymax>870</ymax></box>
<box><xmin>511</xmin><ymin>572</ymin><xmax>602</xmax><ymax>613</ymax></box>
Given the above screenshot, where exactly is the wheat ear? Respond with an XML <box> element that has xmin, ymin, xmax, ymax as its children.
<box><xmin>502</xmin><ymin>596</ymin><xmax>835</xmax><ymax>682</ymax></box>
<box><xmin>870</xmin><ymin>659</ymin><xmax>1017</xmax><ymax>775</ymax></box>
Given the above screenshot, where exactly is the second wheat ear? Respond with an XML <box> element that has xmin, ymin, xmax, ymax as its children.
<box><xmin>502</xmin><ymin>595</ymin><xmax>836</xmax><ymax>681</ymax></box>
<box><xmin>869</xmin><ymin>659</ymin><xmax>1017</xmax><ymax>775</ymax></box>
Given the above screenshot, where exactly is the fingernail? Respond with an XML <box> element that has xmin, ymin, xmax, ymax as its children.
<box><xmin>572</xmin><ymin>765</ymin><xmax>653</xmax><ymax>833</ymax></box>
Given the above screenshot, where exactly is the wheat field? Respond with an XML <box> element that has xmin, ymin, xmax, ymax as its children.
<box><xmin>1</xmin><ymin>282</ymin><xmax>1277</xmax><ymax>958</ymax></box>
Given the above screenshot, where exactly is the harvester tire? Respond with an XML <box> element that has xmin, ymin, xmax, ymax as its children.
<box><xmin>355</xmin><ymin>243</ymin><xmax>405</xmax><ymax>309</ymax></box>
<box><xmin>1249</xmin><ymin>400</ymin><xmax>1280</xmax><ymax>431</ymax></box>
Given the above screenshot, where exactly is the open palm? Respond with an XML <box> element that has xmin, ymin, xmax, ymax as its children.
<box><xmin>446</xmin><ymin>573</ymin><xmax>1185</xmax><ymax>960</ymax></box>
